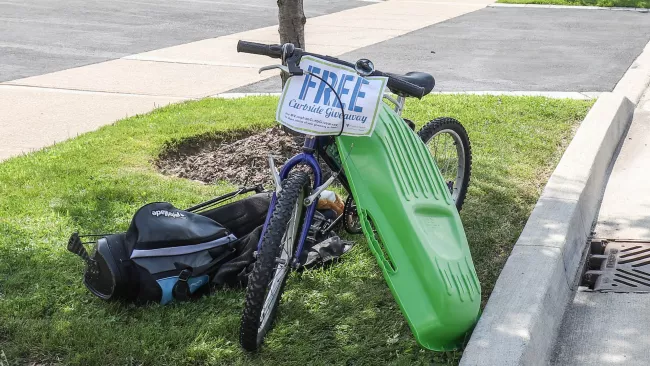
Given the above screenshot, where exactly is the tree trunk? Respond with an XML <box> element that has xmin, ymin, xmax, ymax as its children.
<box><xmin>277</xmin><ymin>0</ymin><xmax>306</xmax><ymax>49</ymax></box>
<box><xmin>277</xmin><ymin>0</ymin><xmax>306</xmax><ymax>87</ymax></box>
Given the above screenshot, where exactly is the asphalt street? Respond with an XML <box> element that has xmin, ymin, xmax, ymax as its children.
<box><xmin>0</xmin><ymin>0</ymin><xmax>367</xmax><ymax>82</ymax></box>
<box><xmin>234</xmin><ymin>7</ymin><xmax>650</xmax><ymax>93</ymax></box>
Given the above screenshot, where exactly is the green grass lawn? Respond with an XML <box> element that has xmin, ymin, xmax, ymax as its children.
<box><xmin>498</xmin><ymin>0</ymin><xmax>650</xmax><ymax>7</ymax></box>
<box><xmin>0</xmin><ymin>95</ymin><xmax>592</xmax><ymax>365</ymax></box>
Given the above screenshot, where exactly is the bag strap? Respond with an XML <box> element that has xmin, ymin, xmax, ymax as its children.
<box><xmin>171</xmin><ymin>248</ymin><xmax>236</xmax><ymax>301</ymax></box>
<box><xmin>172</xmin><ymin>269</ymin><xmax>193</xmax><ymax>301</ymax></box>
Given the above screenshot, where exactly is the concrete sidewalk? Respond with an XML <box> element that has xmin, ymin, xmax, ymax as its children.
<box><xmin>460</xmin><ymin>37</ymin><xmax>650</xmax><ymax>365</ymax></box>
<box><xmin>0</xmin><ymin>0</ymin><xmax>368</xmax><ymax>82</ymax></box>
<box><xmin>0</xmin><ymin>0</ymin><xmax>493</xmax><ymax>162</ymax></box>
<box><xmin>552</xmin><ymin>89</ymin><xmax>650</xmax><ymax>366</ymax></box>
<box><xmin>235</xmin><ymin>7</ymin><xmax>650</xmax><ymax>93</ymax></box>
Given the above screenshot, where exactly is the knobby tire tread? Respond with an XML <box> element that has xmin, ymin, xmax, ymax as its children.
<box><xmin>239</xmin><ymin>171</ymin><xmax>310</xmax><ymax>351</ymax></box>
<box><xmin>417</xmin><ymin>117</ymin><xmax>472</xmax><ymax>211</ymax></box>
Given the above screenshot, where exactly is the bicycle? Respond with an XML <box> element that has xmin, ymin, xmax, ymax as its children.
<box><xmin>236</xmin><ymin>41</ymin><xmax>477</xmax><ymax>352</ymax></box>
<box><xmin>343</xmin><ymin>113</ymin><xmax>471</xmax><ymax>234</ymax></box>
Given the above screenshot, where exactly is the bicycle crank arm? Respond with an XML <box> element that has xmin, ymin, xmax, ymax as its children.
<box><xmin>304</xmin><ymin>174</ymin><xmax>337</xmax><ymax>207</ymax></box>
<box><xmin>323</xmin><ymin>212</ymin><xmax>344</xmax><ymax>233</ymax></box>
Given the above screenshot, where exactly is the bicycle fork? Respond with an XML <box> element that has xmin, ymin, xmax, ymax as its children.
<box><xmin>258</xmin><ymin>136</ymin><xmax>338</xmax><ymax>267</ymax></box>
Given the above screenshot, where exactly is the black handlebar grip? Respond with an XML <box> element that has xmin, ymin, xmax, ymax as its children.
<box><xmin>237</xmin><ymin>40</ymin><xmax>282</xmax><ymax>59</ymax></box>
<box><xmin>385</xmin><ymin>75</ymin><xmax>425</xmax><ymax>99</ymax></box>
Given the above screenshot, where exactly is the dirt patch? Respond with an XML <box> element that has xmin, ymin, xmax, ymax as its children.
<box><xmin>157</xmin><ymin>127</ymin><xmax>310</xmax><ymax>186</ymax></box>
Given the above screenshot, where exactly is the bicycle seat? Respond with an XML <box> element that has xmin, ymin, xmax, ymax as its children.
<box><xmin>388</xmin><ymin>72</ymin><xmax>435</xmax><ymax>97</ymax></box>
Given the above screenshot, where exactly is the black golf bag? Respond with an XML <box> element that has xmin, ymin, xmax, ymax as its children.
<box><xmin>67</xmin><ymin>187</ymin><xmax>271</xmax><ymax>304</ymax></box>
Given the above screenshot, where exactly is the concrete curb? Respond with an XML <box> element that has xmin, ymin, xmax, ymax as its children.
<box><xmin>460</xmin><ymin>92</ymin><xmax>635</xmax><ymax>366</ymax></box>
<box><xmin>489</xmin><ymin>3</ymin><xmax>650</xmax><ymax>12</ymax></box>
<box><xmin>213</xmin><ymin>91</ymin><xmax>601</xmax><ymax>100</ymax></box>
<box><xmin>213</xmin><ymin>92</ymin><xmax>281</xmax><ymax>99</ymax></box>
<box><xmin>613</xmin><ymin>41</ymin><xmax>650</xmax><ymax>105</ymax></box>
<box><xmin>460</xmin><ymin>39</ymin><xmax>650</xmax><ymax>365</ymax></box>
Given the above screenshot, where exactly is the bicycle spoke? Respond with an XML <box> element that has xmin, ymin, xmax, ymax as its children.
<box><xmin>424</xmin><ymin>126</ymin><xmax>467</xmax><ymax>202</ymax></box>
<box><xmin>443</xmin><ymin>135</ymin><xmax>451</xmax><ymax>173</ymax></box>
<box><xmin>433</xmin><ymin>134</ymin><xmax>439</xmax><ymax>158</ymax></box>
<box><xmin>445</xmin><ymin>138</ymin><xmax>453</xmax><ymax>180</ymax></box>
<box><xmin>258</xmin><ymin>187</ymin><xmax>304</xmax><ymax>335</ymax></box>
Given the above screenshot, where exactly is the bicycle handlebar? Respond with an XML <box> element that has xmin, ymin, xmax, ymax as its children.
<box><xmin>237</xmin><ymin>41</ymin><xmax>283</xmax><ymax>58</ymax></box>
<box><xmin>236</xmin><ymin>40</ymin><xmax>426</xmax><ymax>99</ymax></box>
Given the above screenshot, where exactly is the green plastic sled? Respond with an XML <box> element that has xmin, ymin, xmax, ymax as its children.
<box><xmin>336</xmin><ymin>104</ymin><xmax>481</xmax><ymax>350</ymax></box>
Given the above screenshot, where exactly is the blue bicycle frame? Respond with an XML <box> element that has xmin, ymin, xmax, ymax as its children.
<box><xmin>256</xmin><ymin>136</ymin><xmax>322</xmax><ymax>267</ymax></box>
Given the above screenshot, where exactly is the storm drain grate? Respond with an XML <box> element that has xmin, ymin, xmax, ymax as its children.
<box><xmin>582</xmin><ymin>239</ymin><xmax>650</xmax><ymax>292</ymax></box>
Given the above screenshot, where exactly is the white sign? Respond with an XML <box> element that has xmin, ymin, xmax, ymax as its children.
<box><xmin>276</xmin><ymin>56</ymin><xmax>387</xmax><ymax>137</ymax></box>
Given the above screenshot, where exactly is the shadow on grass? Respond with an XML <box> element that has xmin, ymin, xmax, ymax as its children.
<box><xmin>57</xmin><ymin>186</ymin><xmax>141</xmax><ymax>234</ymax></box>
<box><xmin>0</xmin><ymin>95</ymin><xmax>590</xmax><ymax>365</ymax></box>
<box><xmin>461</xmin><ymin>166</ymin><xmax>541</xmax><ymax>302</ymax></box>
<box><xmin>1</xmin><ymin>140</ymin><xmax>550</xmax><ymax>366</ymax></box>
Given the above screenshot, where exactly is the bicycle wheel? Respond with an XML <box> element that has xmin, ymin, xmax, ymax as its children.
<box><xmin>239</xmin><ymin>171</ymin><xmax>310</xmax><ymax>351</ymax></box>
<box><xmin>343</xmin><ymin>195</ymin><xmax>362</xmax><ymax>235</ymax></box>
<box><xmin>418</xmin><ymin>117</ymin><xmax>472</xmax><ymax>211</ymax></box>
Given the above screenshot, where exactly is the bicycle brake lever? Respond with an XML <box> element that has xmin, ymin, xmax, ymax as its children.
<box><xmin>258</xmin><ymin>64</ymin><xmax>290</xmax><ymax>74</ymax></box>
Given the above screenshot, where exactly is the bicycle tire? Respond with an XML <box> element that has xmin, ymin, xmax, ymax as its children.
<box><xmin>239</xmin><ymin>171</ymin><xmax>310</xmax><ymax>352</ymax></box>
<box><xmin>343</xmin><ymin>195</ymin><xmax>362</xmax><ymax>235</ymax></box>
<box><xmin>417</xmin><ymin>117</ymin><xmax>472</xmax><ymax>211</ymax></box>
